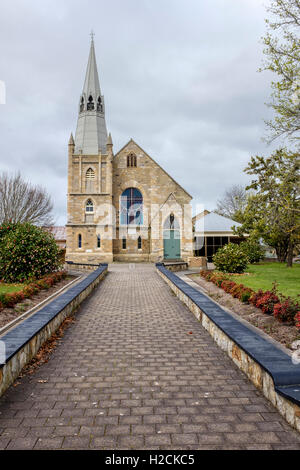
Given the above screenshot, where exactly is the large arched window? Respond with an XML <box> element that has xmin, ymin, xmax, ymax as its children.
<box><xmin>120</xmin><ymin>188</ymin><xmax>143</xmax><ymax>225</ymax></box>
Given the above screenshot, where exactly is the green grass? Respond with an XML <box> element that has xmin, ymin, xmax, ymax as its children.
<box><xmin>228</xmin><ymin>262</ymin><xmax>300</xmax><ymax>300</ymax></box>
<box><xmin>0</xmin><ymin>283</ymin><xmax>24</xmax><ymax>294</ymax></box>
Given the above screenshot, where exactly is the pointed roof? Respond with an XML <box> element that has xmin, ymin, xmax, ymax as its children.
<box><xmin>114</xmin><ymin>139</ymin><xmax>192</xmax><ymax>199</ymax></box>
<box><xmin>68</xmin><ymin>133</ymin><xmax>74</xmax><ymax>145</ymax></box>
<box><xmin>74</xmin><ymin>37</ymin><xmax>108</xmax><ymax>155</ymax></box>
<box><xmin>82</xmin><ymin>37</ymin><xmax>101</xmax><ymax>99</ymax></box>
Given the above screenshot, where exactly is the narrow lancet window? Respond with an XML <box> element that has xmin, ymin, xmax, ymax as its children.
<box><xmin>87</xmin><ymin>95</ymin><xmax>94</xmax><ymax>110</ymax></box>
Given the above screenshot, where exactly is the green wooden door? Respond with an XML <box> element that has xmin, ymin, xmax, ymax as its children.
<box><xmin>163</xmin><ymin>230</ymin><xmax>181</xmax><ymax>259</ymax></box>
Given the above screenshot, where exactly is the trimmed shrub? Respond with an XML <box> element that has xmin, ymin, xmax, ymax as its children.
<box><xmin>240</xmin><ymin>240</ymin><xmax>265</xmax><ymax>264</ymax></box>
<box><xmin>0</xmin><ymin>222</ymin><xmax>61</xmax><ymax>282</ymax></box>
<box><xmin>212</xmin><ymin>243</ymin><xmax>249</xmax><ymax>273</ymax></box>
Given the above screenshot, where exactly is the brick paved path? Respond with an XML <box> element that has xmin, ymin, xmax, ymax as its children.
<box><xmin>0</xmin><ymin>263</ymin><xmax>300</xmax><ymax>450</ymax></box>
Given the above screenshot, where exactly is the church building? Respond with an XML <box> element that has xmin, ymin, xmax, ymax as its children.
<box><xmin>66</xmin><ymin>38</ymin><xmax>193</xmax><ymax>264</ymax></box>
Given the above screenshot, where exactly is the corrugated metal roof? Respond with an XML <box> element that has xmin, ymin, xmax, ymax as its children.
<box><xmin>194</xmin><ymin>212</ymin><xmax>241</xmax><ymax>233</ymax></box>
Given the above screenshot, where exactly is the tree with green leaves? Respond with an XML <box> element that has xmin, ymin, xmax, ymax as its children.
<box><xmin>235</xmin><ymin>148</ymin><xmax>299</xmax><ymax>267</ymax></box>
<box><xmin>261</xmin><ymin>0</ymin><xmax>300</xmax><ymax>142</ymax></box>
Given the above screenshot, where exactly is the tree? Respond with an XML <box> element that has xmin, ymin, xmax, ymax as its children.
<box><xmin>214</xmin><ymin>184</ymin><xmax>248</xmax><ymax>222</ymax></box>
<box><xmin>0</xmin><ymin>222</ymin><xmax>61</xmax><ymax>282</ymax></box>
<box><xmin>0</xmin><ymin>172</ymin><xmax>53</xmax><ymax>226</ymax></box>
<box><xmin>261</xmin><ymin>0</ymin><xmax>300</xmax><ymax>142</ymax></box>
<box><xmin>235</xmin><ymin>148</ymin><xmax>300</xmax><ymax>267</ymax></box>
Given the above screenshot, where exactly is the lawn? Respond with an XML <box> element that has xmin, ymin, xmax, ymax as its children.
<box><xmin>228</xmin><ymin>262</ymin><xmax>300</xmax><ymax>300</ymax></box>
<box><xmin>0</xmin><ymin>283</ymin><xmax>24</xmax><ymax>294</ymax></box>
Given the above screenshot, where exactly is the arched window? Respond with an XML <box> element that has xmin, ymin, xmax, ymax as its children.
<box><xmin>127</xmin><ymin>153</ymin><xmax>137</xmax><ymax>167</ymax></box>
<box><xmin>122</xmin><ymin>237</ymin><xmax>127</xmax><ymax>249</ymax></box>
<box><xmin>80</xmin><ymin>96</ymin><xmax>84</xmax><ymax>113</ymax></box>
<box><xmin>163</xmin><ymin>213</ymin><xmax>180</xmax><ymax>230</ymax></box>
<box><xmin>78</xmin><ymin>234</ymin><xmax>82</xmax><ymax>248</ymax></box>
<box><xmin>138</xmin><ymin>236</ymin><xmax>142</xmax><ymax>250</ymax></box>
<box><xmin>86</xmin><ymin>199</ymin><xmax>94</xmax><ymax>212</ymax></box>
<box><xmin>86</xmin><ymin>168</ymin><xmax>95</xmax><ymax>179</ymax></box>
<box><xmin>85</xmin><ymin>168</ymin><xmax>95</xmax><ymax>192</ymax></box>
<box><xmin>97</xmin><ymin>96</ymin><xmax>103</xmax><ymax>112</ymax></box>
<box><xmin>120</xmin><ymin>188</ymin><xmax>143</xmax><ymax>225</ymax></box>
<box><xmin>97</xmin><ymin>234</ymin><xmax>101</xmax><ymax>248</ymax></box>
<box><xmin>87</xmin><ymin>95</ymin><xmax>94</xmax><ymax>110</ymax></box>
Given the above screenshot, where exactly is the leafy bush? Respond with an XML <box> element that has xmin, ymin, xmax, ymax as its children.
<box><xmin>295</xmin><ymin>312</ymin><xmax>300</xmax><ymax>330</ymax></box>
<box><xmin>0</xmin><ymin>222</ymin><xmax>61</xmax><ymax>282</ymax></box>
<box><xmin>254</xmin><ymin>285</ymin><xmax>280</xmax><ymax>315</ymax></box>
<box><xmin>273</xmin><ymin>299</ymin><xmax>300</xmax><ymax>323</ymax></box>
<box><xmin>213</xmin><ymin>243</ymin><xmax>249</xmax><ymax>273</ymax></box>
<box><xmin>209</xmin><ymin>272</ymin><xmax>228</xmax><ymax>287</ymax></box>
<box><xmin>240</xmin><ymin>240</ymin><xmax>265</xmax><ymax>264</ymax></box>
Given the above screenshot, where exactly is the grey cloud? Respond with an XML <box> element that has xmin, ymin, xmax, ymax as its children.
<box><xmin>0</xmin><ymin>0</ymin><xmax>278</xmax><ymax>224</ymax></box>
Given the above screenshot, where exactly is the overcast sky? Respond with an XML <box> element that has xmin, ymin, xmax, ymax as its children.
<box><xmin>0</xmin><ymin>0</ymin><xmax>280</xmax><ymax>224</ymax></box>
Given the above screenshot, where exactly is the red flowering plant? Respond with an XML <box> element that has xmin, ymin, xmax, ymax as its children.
<box><xmin>295</xmin><ymin>313</ymin><xmax>300</xmax><ymax>330</ymax></box>
<box><xmin>273</xmin><ymin>299</ymin><xmax>300</xmax><ymax>324</ymax></box>
<box><xmin>255</xmin><ymin>289</ymin><xmax>280</xmax><ymax>315</ymax></box>
<box><xmin>0</xmin><ymin>271</ymin><xmax>67</xmax><ymax>311</ymax></box>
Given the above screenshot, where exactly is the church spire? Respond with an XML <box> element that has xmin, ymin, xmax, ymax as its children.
<box><xmin>74</xmin><ymin>35</ymin><xmax>108</xmax><ymax>155</ymax></box>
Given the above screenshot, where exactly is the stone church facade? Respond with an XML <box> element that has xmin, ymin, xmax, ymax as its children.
<box><xmin>66</xmin><ymin>39</ymin><xmax>193</xmax><ymax>264</ymax></box>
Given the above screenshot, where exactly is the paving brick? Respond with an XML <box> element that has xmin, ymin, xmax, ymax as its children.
<box><xmin>6</xmin><ymin>437</ymin><xmax>38</xmax><ymax>450</ymax></box>
<box><xmin>0</xmin><ymin>264</ymin><xmax>299</xmax><ymax>450</ymax></box>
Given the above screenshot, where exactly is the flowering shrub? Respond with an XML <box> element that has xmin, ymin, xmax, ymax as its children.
<box><xmin>273</xmin><ymin>299</ymin><xmax>300</xmax><ymax>323</ymax></box>
<box><xmin>0</xmin><ymin>271</ymin><xmax>67</xmax><ymax>311</ymax></box>
<box><xmin>254</xmin><ymin>290</ymin><xmax>280</xmax><ymax>315</ymax></box>
<box><xmin>200</xmin><ymin>271</ymin><xmax>299</xmax><ymax>326</ymax></box>
<box><xmin>0</xmin><ymin>222</ymin><xmax>61</xmax><ymax>282</ymax></box>
<box><xmin>295</xmin><ymin>313</ymin><xmax>300</xmax><ymax>330</ymax></box>
<box><xmin>213</xmin><ymin>243</ymin><xmax>249</xmax><ymax>273</ymax></box>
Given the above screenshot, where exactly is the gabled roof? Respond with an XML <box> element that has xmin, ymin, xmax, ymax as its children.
<box><xmin>114</xmin><ymin>139</ymin><xmax>192</xmax><ymax>199</ymax></box>
<box><xmin>194</xmin><ymin>211</ymin><xmax>242</xmax><ymax>233</ymax></box>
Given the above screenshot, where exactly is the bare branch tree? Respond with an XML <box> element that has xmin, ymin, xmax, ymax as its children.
<box><xmin>0</xmin><ymin>172</ymin><xmax>54</xmax><ymax>226</ymax></box>
<box><xmin>214</xmin><ymin>184</ymin><xmax>248</xmax><ymax>222</ymax></box>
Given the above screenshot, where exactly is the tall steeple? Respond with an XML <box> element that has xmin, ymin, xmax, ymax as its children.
<box><xmin>74</xmin><ymin>35</ymin><xmax>108</xmax><ymax>155</ymax></box>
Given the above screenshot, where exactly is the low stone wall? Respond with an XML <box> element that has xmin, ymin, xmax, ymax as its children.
<box><xmin>163</xmin><ymin>263</ymin><xmax>188</xmax><ymax>272</ymax></box>
<box><xmin>188</xmin><ymin>256</ymin><xmax>207</xmax><ymax>269</ymax></box>
<box><xmin>0</xmin><ymin>265</ymin><xmax>108</xmax><ymax>398</ymax></box>
<box><xmin>156</xmin><ymin>264</ymin><xmax>300</xmax><ymax>433</ymax></box>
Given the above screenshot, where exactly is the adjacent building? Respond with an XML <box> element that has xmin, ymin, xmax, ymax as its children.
<box><xmin>193</xmin><ymin>210</ymin><xmax>245</xmax><ymax>262</ymax></box>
